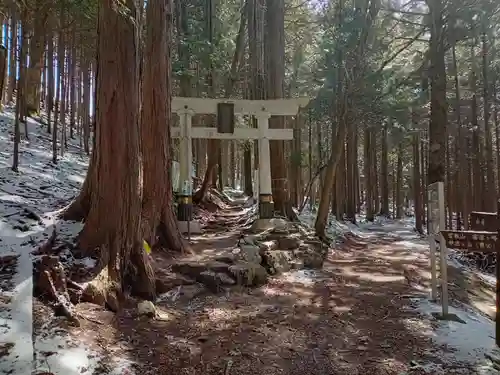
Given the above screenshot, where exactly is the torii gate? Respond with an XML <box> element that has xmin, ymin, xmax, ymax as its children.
<box><xmin>171</xmin><ymin>97</ymin><xmax>309</xmax><ymax>232</ymax></box>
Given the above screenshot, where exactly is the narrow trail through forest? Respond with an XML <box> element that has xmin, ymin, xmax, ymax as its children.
<box><xmin>46</xmin><ymin>204</ymin><xmax>496</xmax><ymax>375</ymax></box>
<box><xmin>0</xmin><ymin>113</ymin><xmax>497</xmax><ymax>374</ymax></box>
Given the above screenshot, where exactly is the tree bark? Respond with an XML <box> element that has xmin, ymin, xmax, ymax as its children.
<box><xmin>72</xmin><ymin>0</ymin><xmax>147</xmax><ymax>300</ymax></box>
<box><xmin>266</xmin><ymin>0</ymin><xmax>295</xmax><ymax>219</ymax></box>
<box><xmin>482</xmin><ymin>30</ymin><xmax>495</xmax><ymax>209</ymax></box>
<box><xmin>426</xmin><ymin>0</ymin><xmax>447</xmax><ymax>184</ymax></box>
<box><xmin>47</xmin><ymin>23</ymin><xmax>54</xmax><ymax>134</ymax></box>
<box><xmin>0</xmin><ymin>46</ymin><xmax>6</xmax><ymax>109</ymax></box>
<box><xmin>380</xmin><ymin>120</ymin><xmax>389</xmax><ymax>216</ymax></box>
<box><xmin>7</xmin><ymin>12</ymin><xmax>17</xmax><ymax>104</ymax></box>
<box><xmin>141</xmin><ymin>0</ymin><xmax>188</xmax><ymax>255</ymax></box>
<box><xmin>26</xmin><ymin>7</ymin><xmax>48</xmax><ymax>114</ymax></box>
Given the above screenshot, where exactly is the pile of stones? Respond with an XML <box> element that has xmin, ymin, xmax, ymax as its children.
<box><xmin>171</xmin><ymin>218</ymin><xmax>327</xmax><ymax>293</ymax></box>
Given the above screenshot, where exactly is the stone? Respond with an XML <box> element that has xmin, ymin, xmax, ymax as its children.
<box><xmin>303</xmin><ymin>238</ymin><xmax>325</xmax><ymax>253</ymax></box>
<box><xmin>294</xmin><ymin>246</ymin><xmax>324</xmax><ymax>269</ymax></box>
<box><xmin>138</xmin><ymin>300</ymin><xmax>156</xmax><ymax>317</ymax></box>
<box><xmin>257</xmin><ymin>240</ymin><xmax>278</xmax><ymax>252</ymax></box>
<box><xmin>216</xmin><ymin>272</ymin><xmax>237</xmax><ymax>286</ymax></box>
<box><xmin>262</xmin><ymin>250</ymin><xmax>293</xmax><ymax>274</ymax></box>
<box><xmin>290</xmin><ymin>259</ymin><xmax>304</xmax><ymax>270</ymax></box>
<box><xmin>172</xmin><ymin>261</ymin><xmax>230</xmax><ymax>278</ymax></box>
<box><xmin>276</xmin><ymin>236</ymin><xmax>301</xmax><ymax>250</ymax></box>
<box><xmin>171</xmin><ymin>262</ymin><xmax>206</xmax><ymax>277</ymax></box>
<box><xmin>178</xmin><ymin>283</ymin><xmax>206</xmax><ymax>301</ymax></box>
<box><xmin>214</xmin><ymin>256</ymin><xmax>235</xmax><ymax>264</ymax></box>
<box><xmin>158</xmin><ymin>283</ymin><xmax>206</xmax><ymax>302</ymax></box>
<box><xmin>229</xmin><ymin>263</ymin><xmax>268</xmax><ymax>286</ymax></box>
<box><xmin>234</xmin><ymin>244</ymin><xmax>262</xmax><ymax>264</ymax></box>
<box><xmin>198</xmin><ymin>271</ymin><xmax>235</xmax><ymax>293</ymax></box>
<box><xmin>208</xmin><ymin>262</ymin><xmax>232</xmax><ymax>273</ymax></box>
<box><xmin>250</xmin><ymin>218</ymin><xmax>289</xmax><ymax>233</ymax></box>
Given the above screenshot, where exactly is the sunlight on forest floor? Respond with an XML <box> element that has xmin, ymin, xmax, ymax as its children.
<box><xmin>0</xmin><ymin>108</ymin><xmax>499</xmax><ymax>374</ymax></box>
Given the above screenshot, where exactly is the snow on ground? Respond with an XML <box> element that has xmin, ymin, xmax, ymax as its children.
<box><xmin>404</xmin><ymin>298</ymin><xmax>500</xmax><ymax>374</ymax></box>
<box><xmin>0</xmin><ymin>108</ymin><xmax>135</xmax><ymax>374</ymax></box>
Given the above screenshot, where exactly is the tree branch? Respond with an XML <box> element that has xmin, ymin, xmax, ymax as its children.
<box><xmin>374</xmin><ymin>28</ymin><xmax>426</xmax><ymax>75</ymax></box>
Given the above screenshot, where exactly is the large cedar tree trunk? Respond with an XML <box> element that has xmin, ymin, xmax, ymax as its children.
<box><xmin>26</xmin><ymin>8</ymin><xmax>48</xmax><ymax>114</ymax></box>
<box><xmin>66</xmin><ymin>0</ymin><xmax>152</xmax><ymax>301</ymax></box>
<box><xmin>141</xmin><ymin>0</ymin><xmax>188</xmax><ymax>255</ymax></box>
<box><xmin>426</xmin><ymin>0</ymin><xmax>447</xmax><ymax>184</ymax></box>
<box><xmin>266</xmin><ymin>0</ymin><xmax>296</xmax><ymax>219</ymax></box>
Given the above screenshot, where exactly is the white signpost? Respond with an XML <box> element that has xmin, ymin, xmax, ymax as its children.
<box><xmin>171</xmin><ymin>97</ymin><xmax>309</xmax><ymax>232</ymax></box>
<box><xmin>427</xmin><ymin>181</ymin><xmax>447</xmax><ymax>314</ymax></box>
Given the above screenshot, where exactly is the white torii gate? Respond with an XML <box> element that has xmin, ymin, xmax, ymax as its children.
<box><xmin>172</xmin><ymin>97</ymin><xmax>309</xmax><ymax>232</ymax></box>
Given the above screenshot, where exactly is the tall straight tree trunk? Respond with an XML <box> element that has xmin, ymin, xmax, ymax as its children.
<box><xmin>25</xmin><ymin>7</ymin><xmax>48</xmax><ymax>114</ymax></box>
<box><xmin>82</xmin><ymin>58</ymin><xmax>91</xmax><ymax>154</ymax></box>
<box><xmin>380</xmin><ymin>119</ymin><xmax>389</xmax><ymax>216</ymax></box>
<box><xmin>0</xmin><ymin>46</ymin><xmax>6</xmax><ymax>110</ymax></box>
<box><xmin>482</xmin><ymin>30</ymin><xmax>495</xmax><ymax>209</ymax></box>
<box><xmin>69</xmin><ymin>0</ymin><xmax>147</xmax><ymax>302</ymax></box>
<box><xmin>140</xmin><ymin>0</ymin><xmax>188</xmax><ymax>296</ymax></box>
<box><xmin>452</xmin><ymin>45</ymin><xmax>467</xmax><ymax>229</ymax></box>
<box><xmin>346</xmin><ymin>125</ymin><xmax>356</xmax><ymax>222</ymax></box>
<box><xmin>266</xmin><ymin>0</ymin><xmax>295</xmax><ymax>219</ymax></box>
<box><xmin>69</xmin><ymin>30</ymin><xmax>77</xmax><ymax>139</ymax></box>
<box><xmin>7</xmin><ymin>13</ymin><xmax>17</xmax><ymax>104</ymax></box>
<box><xmin>315</xmin><ymin>0</ymin><xmax>379</xmax><ymax>237</ymax></box>
<box><xmin>12</xmin><ymin>13</ymin><xmax>25</xmax><ymax>172</ymax></box>
<box><xmin>426</xmin><ymin>0</ymin><xmax>447</xmax><ymax>184</ymax></box>
<box><xmin>413</xmin><ymin>128</ymin><xmax>423</xmax><ymax>233</ymax></box>
<box><xmin>0</xmin><ymin>14</ymin><xmax>4</xmax><ymax>105</ymax></box>
<box><xmin>470</xmin><ymin>44</ymin><xmax>483</xmax><ymax>211</ymax></box>
<box><xmin>494</xmin><ymin>70</ymin><xmax>500</xmax><ymax>201</ymax></box>
<box><xmin>364</xmin><ymin>127</ymin><xmax>374</xmax><ymax>221</ymax></box>
<box><xmin>57</xmin><ymin>28</ymin><xmax>67</xmax><ymax>157</ymax></box>
<box><xmin>396</xmin><ymin>141</ymin><xmax>403</xmax><ymax>219</ymax></box>
<box><xmin>47</xmin><ymin>25</ymin><xmax>54</xmax><ymax>134</ymax></box>
<box><xmin>193</xmin><ymin>0</ymin><xmax>218</xmax><ymax>202</ymax></box>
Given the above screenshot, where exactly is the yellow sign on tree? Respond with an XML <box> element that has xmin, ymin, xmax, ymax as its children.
<box><xmin>143</xmin><ymin>240</ymin><xmax>151</xmax><ymax>254</ymax></box>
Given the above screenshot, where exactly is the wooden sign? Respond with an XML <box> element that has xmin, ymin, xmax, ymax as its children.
<box><xmin>470</xmin><ymin>211</ymin><xmax>498</xmax><ymax>232</ymax></box>
<box><xmin>442</xmin><ymin>201</ymin><xmax>500</xmax><ymax>347</ymax></box>
<box><xmin>440</xmin><ymin>230</ymin><xmax>498</xmax><ymax>252</ymax></box>
<box><xmin>217</xmin><ymin>102</ymin><xmax>235</xmax><ymax>134</ymax></box>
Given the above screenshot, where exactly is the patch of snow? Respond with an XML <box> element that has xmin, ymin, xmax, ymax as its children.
<box><xmin>0</xmin><ymin>108</ymin><xmax>94</xmax><ymax>374</ymax></box>
<box><xmin>280</xmin><ymin>269</ymin><xmax>326</xmax><ymax>285</ymax></box>
<box><xmin>411</xmin><ymin>298</ymin><xmax>499</xmax><ymax>373</ymax></box>
<box><xmin>0</xmin><ymin>246</ymin><xmax>33</xmax><ymax>375</ymax></box>
<box><xmin>34</xmin><ymin>328</ymin><xmax>136</xmax><ymax>375</ymax></box>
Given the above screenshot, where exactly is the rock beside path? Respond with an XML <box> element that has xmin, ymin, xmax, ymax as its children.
<box><xmin>171</xmin><ymin>217</ymin><xmax>328</xmax><ymax>292</ymax></box>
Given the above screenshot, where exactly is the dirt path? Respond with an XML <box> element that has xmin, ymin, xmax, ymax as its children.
<box><xmin>32</xmin><ymin>211</ymin><xmax>497</xmax><ymax>375</ymax></box>
<box><xmin>59</xmin><ymin>215</ymin><xmax>496</xmax><ymax>375</ymax></box>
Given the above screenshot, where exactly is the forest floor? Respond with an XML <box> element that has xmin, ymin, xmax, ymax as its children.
<box><xmin>0</xmin><ymin>107</ymin><xmax>499</xmax><ymax>374</ymax></box>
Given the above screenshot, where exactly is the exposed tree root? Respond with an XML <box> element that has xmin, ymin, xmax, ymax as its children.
<box><xmin>34</xmin><ymin>255</ymin><xmax>80</xmax><ymax>326</ymax></box>
<box><xmin>32</xmin><ymin>228</ymin><xmax>57</xmax><ymax>256</ymax></box>
<box><xmin>33</xmin><ymin>230</ymin><xmax>123</xmax><ymax>324</ymax></box>
<box><xmin>80</xmin><ymin>269</ymin><xmax>122</xmax><ymax>312</ymax></box>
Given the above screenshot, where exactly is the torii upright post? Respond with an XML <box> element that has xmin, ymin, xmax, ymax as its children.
<box><xmin>256</xmin><ymin>113</ymin><xmax>273</xmax><ymax>218</ymax></box>
<box><xmin>177</xmin><ymin>109</ymin><xmax>195</xmax><ymax>233</ymax></box>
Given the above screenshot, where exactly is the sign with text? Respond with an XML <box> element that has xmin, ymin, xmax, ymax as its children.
<box><xmin>441</xmin><ymin>230</ymin><xmax>498</xmax><ymax>252</ymax></box>
<box><xmin>427</xmin><ymin>182</ymin><xmax>445</xmax><ymax>234</ymax></box>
